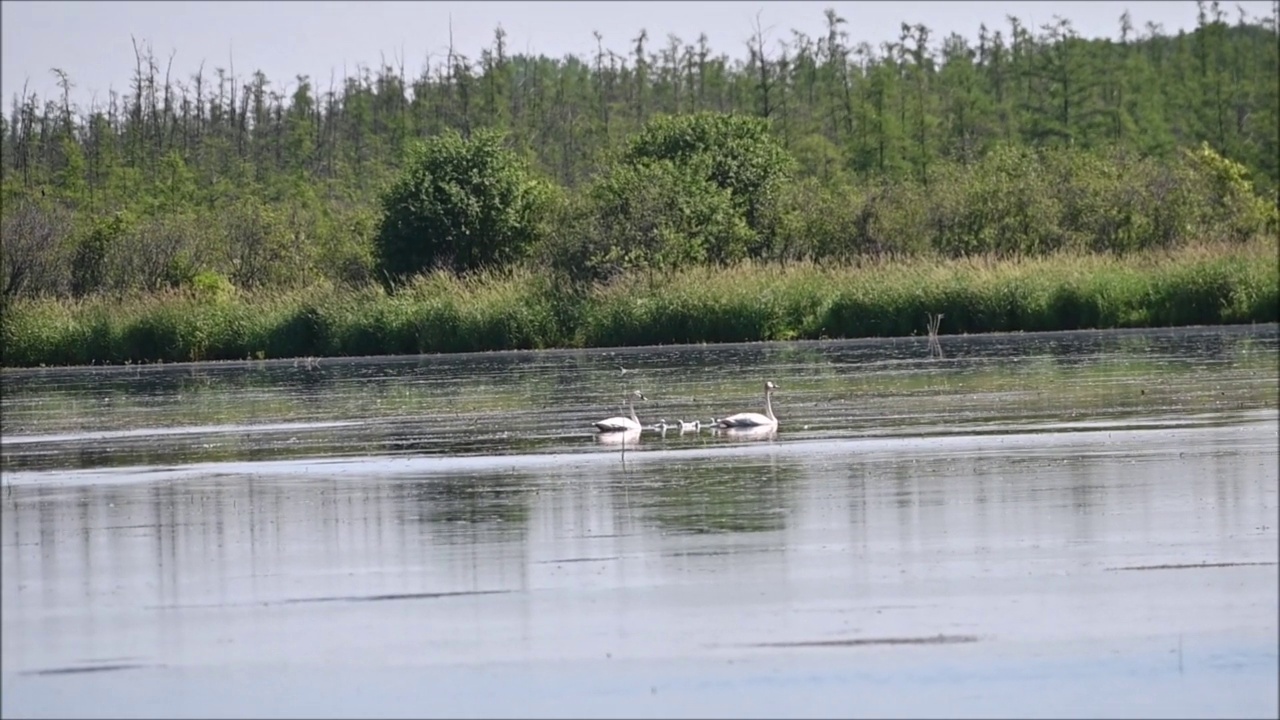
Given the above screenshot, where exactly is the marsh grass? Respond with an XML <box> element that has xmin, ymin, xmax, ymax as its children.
<box><xmin>3</xmin><ymin>239</ymin><xmax>1276</xmax><ymax>368</ymax></box>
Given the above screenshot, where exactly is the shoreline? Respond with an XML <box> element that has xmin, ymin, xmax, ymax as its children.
<box><xmin>3</xmin><ymin>241</ymin><xmax>1276</xmax><ymax>369</ymax></box>
<box><xmin>1</xmin><ymin>321</ymin><xmax>1275</xmax><ymax>375</ymax></box>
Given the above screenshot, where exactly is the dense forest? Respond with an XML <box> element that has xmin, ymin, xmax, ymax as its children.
<box><xmin>1</xmin><ymin>3</ymin><xmax>1277</xmax><ymax>306</ymax></box>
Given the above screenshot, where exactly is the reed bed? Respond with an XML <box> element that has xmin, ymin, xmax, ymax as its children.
<box><xmin>3</xmin><ymin>239</ymin><xmax>1275</xmax><ymax>368</ymax></box>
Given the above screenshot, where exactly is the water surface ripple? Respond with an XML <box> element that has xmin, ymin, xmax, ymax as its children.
<box><xmin>2</xmin><ymin>325</ymin><xmax>1276</xmax><ymax>475</ymax></box>
<box><xmin>1</xmin><ymin>326</ymin><xmax>1277</xmax><ymax>718</ymax></box>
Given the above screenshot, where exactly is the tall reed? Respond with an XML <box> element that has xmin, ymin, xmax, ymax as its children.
<box><xmin>2</xmin><ymin>239</ymin><xmax>1275</xmax><ymax>368</ymax></box>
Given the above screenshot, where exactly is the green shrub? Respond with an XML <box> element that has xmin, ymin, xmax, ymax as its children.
<box><xmin>578</xmin><ymin>158</ymin><xmax>755</xmax><ymax>278</ymax></box>
<box><xmin>0</xmin><ymin>198</ymin><xmax>74</xmax><ymax>302</ymax></box>
<box><xmin>189</xmin><ymin>271</ymin><xmax>236</xmax><ymax>303</ymax></box>
<box><xmin>773</xmin><ymin>178</ymin><xmax>862</xmax><ymax>262</ymax></box>
<box><xmin>621</xmin><ymin>112</ymin><xmax>795</xmax><ymax>248</ymax></box>
<box><xmin>71</xmin><ymin>211</ymin><xmax>132</xmax><ymax>296</ymax></box>
<box><xmin>220</xmin><ymin>198</ymin><xmax>302</xmax><ymax>289</ymax></box>
<box><xmin>1182</xmin><ymin>142</ymin><xmax>1276</xmax><ymax>242</ymax></box>
<box><xmin>375</xmin><ymin>128</ymin><xmax>554</xmax><ymax>280</ymax></box>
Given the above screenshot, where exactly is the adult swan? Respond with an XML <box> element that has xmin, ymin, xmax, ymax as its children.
<box><xmin>715</xmin><ymin>381</ymin><xmax>779</xmax><ymax>429</ymax></box>
<box><xmin>594</xmin><ymin>390</ymin><xmax>647</xmax><ymax>433</ymax></box>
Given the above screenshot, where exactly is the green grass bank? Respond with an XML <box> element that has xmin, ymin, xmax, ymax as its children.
<box><xmin>2</xmin><ymin>239</ymin><xmax>1276</xmax><ymax>369</ymax></box>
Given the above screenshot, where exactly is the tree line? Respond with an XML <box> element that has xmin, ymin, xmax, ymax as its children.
<box><xmin>1</xmin><ymin>3</ymin><xmax>1277</xmax><ymax>304</ymax></box>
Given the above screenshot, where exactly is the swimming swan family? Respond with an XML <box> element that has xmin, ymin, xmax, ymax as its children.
<box><xmin>593</xmin><ymin>381</ymin><xmax>779</xmax><ymax>436</ymax></box>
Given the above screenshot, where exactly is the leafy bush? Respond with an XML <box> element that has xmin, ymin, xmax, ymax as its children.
<box><xmin>189</xmin><ymin>271</ymin><xmax>236</xmax><ymax>303</ymax></box>
<box><xmin>620</xmin><ymin>112</ymin><xmax>795</xmax><ymax>248</ymax></box>
<box><xmin>221</xmin><ymin>198</ymin><xmax>304</xmax><ymax>289</ymax></box>
<box><xmin>114</xmin><ymin>211</ymin><xmax>217</xmax><ymax>291</ymax></box>
<box><xmin>1181</xmin><ymin>142</ymin><xmax>1277</xmax><ymax>241</ymax></box>
<box><xmin>375</xmin><ymin>128</ymin><xmax>554</xmax><ymax>281</ymax></box>
<box><xmin>316</xmin><ymin>204</ymin><xmax>379</xmax><ymax>287</ymax></box>
<box><xmin>926</xmin><ymin>144</ymin><xmax>1065</xmax><ymax>257</ymax></box>
<box><xmin>0</xmin><ymin>199</ymin><xmax>74</xmax><ymax>302</ymax></box>
<box><xmin>571</xmin><ymin>158</ymin><xmax>755</xmax><ymax>279</ymax></box>
<box><xmin>773</xmin><ymin>178</ymin><xmax>863</xmax><ymax>261</ymax></box>
<box><xmin>789</xmin><ymin>133</ymin><xmax>851</xmax><ymax>186</ymax></box>
<box><xmin>71</xmin><ymin>211</ymin><xmax>133</xmax><ymax>297</ymax></box>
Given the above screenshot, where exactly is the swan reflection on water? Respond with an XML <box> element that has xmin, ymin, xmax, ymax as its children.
<box><xmin>594</xmin><ymin>428</ymin><xmax>642</xmax><ymax>447</ymax></box>
<box><xmin>712</xmin><ymin>424</ymin><xmax>778</xmax><ymax>442</ymax></box>
<box><xmin>592</xmin><ymin>424</ymin><xmax>774</xmax><ymax>448</ymax></box>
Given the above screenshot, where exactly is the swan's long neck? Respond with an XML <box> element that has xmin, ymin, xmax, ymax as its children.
<box><xmin>764</xmin><ymin>390</ymin><xmax>775</xmax><ymax>421</ymax></box>
<box><xmin>628</xmin><ymin>398</ymin><xmax>639</xmax><ymax>424</ymax></box>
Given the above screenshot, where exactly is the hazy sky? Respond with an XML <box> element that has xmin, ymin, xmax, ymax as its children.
<box><xmin>3</xmin><ymin>1</ymin><xmax>1275</xmax><ymax>106</ymax></box>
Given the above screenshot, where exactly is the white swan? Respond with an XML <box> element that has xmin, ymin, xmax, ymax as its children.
<box><xmin>677</xmin><ymin>419</ymin><xmax>701</xmax><ymax>433</ymax></box>
<box><xmin>594</xmin><ymin>390</ymin><xmax>646</xmax><ymax>433</ymax></box>
<box><xmin>715</xmin><ymin>381</ymin><xmax>779</xmax><ymax>429</ymax></box>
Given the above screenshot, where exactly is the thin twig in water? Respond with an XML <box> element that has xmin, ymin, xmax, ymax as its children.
<box><xmin>926</xmin><ymin>312</ymin><xmax>945</xmax><ymax>359</ymax></box>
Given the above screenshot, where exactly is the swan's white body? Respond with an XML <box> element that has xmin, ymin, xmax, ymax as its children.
<box><xmin>595</xmin><ymin>428</ymin><xmax>641</xmax><ymax>446</ymax></box>
<box><xmin>594</xmin><ymin>390</ymin><xmax>645</xmax><ymax>433</ymax></box>
<box><xmin>716</xmin><ymin>424</ymin><xmax>778</xmax><ymax>441</ymax></box>
<box><xmin>678</xmin><ymin>419</ymin><xmax>701</xmax><ymax>433</ymax></box>
<box><xmin>716</xmin><ymin>381</ymin><xmax>779</xmax><ymax>429</ymax></box>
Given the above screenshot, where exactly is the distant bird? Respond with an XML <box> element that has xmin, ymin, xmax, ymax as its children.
<box><xmin>678</xmin><ymin>419</ymin><xmax>701</xmax><ymax>433</ymax></box>
<box><xmin>715</xmin><ymin>381</ymin><xmax>779</xmax><ymax>429</ymax></box>
<box><xmin>594</xmin><ymin>390</ymin><xmax>646</xmax><ymax>433</ymax></box>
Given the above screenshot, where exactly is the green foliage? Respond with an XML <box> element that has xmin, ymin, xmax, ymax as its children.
<box><xmin>150</xmin><ymin>151</ymin><xmax>199</xmax><ymax>211</ymax></box>
<box><xmin>568</xmin><ymin>158</ymin><xmax>755</xmax><ymax>280</ymax></box>
<box><xmin>55</xmin><ymin>137</ymin><xmax>88</xmax><ymax>199</ymax></box>
<box><xmin>790</xmin><ymin>133</ymin><xmax>852</xmax><ymax>186</ymax></box>
<box><xmin>621</xmin><ymin>112</ymin><xmax>795</xmax><ymax>243</ymax></box>
<box><xmin>219</xmin><ymin>198</ymin><xmax>302</xmax><ymax>289</ymax></box>
<box><xmin>319</xmin><ymin>204</ymin><xmax>379</xmax><ymax>286</ymax></box>
<box><xmin>772</xmin><ymin>178</ymin><xmax>866</xmax><ymax>261</ymax></box>
<box><xmin>189</xmin><ymin>270</ymin><xmax>236</xmax><ymax>303</ymax></box>
<box><xmin>1</xmin><ymin>198</ymin><xmax>73</xmax><ymax>302</ymax></box>
<box><xmin>1</xmin><ymin>9</ymin><xmax>1277</xmax><ymax>356</ymax></box>
<box><xmin>765</xmin><ymin>144</ymin><xmax>1271</xmax><ymax>261</ymax></box>
<box><xmin>1181</xmin><ymin>142</ymin><xmax>1277</xmax><ymax>241</ymax></box>
<box><xmin>375</xmin><ymin>128</ymin><xmax>553</xmax><ymax>280</ymax></box>
<box><xmin>71</xmin><ymin>211</ymin><xmax>132</xmax><ymax>296</ymax></box>
<box><xmin>929</xmin><ymin>145</ymin><xmax>1065</xmax><ymax>256</ymax></box>
<box><xmin>121</xmin><ymin>211</ymin><xmax>215</xmax><ymax>291</ymax></box>
<box><xmin>3</xmin><ymin>239</ymin><xmax>1273</xmax><ymax>368</ymax></box>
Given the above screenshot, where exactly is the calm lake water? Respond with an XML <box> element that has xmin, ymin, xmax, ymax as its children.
<box><xmin>2</xmin><ymin>325</ymin><xmax>1278</xmax><ymax>718</ymax></box>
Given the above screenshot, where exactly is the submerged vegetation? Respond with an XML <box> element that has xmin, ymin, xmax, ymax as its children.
<box><xmin>2</xmin><ymin>6</ymin><xmax>1278</xmax><ymax>367</ymax></box>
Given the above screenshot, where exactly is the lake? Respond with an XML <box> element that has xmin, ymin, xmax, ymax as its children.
<box><xmin>2</xmin><ymin>325</ymin><xmax>1278</xmax><ymax>718</ymax></box>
